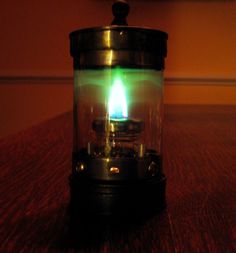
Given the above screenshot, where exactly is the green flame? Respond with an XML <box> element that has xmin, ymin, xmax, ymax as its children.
<box><xmin>108</xmin><ymin>77</ymin><xmax>128</xmax><ymax>120</ymax></box>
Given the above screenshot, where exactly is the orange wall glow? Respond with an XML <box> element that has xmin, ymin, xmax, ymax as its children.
<box><xmin>0</xmin><ymin>0</ymin><xmax>235</xmax><ymax>138</ymax></box>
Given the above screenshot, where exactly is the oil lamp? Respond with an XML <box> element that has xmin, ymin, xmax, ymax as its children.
<box><xmin>69</xmin><ymin>0</ymin><xmax>168</xmax><ymax>221</ymax></box>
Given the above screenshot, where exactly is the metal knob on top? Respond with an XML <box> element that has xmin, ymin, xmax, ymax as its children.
<box><xmin>111</xmin><ymin>0</ymin><xmax>130</xmax><ymax>25</ymax></box>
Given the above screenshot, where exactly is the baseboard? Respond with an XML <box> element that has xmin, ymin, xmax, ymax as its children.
<box><xmin>0</xmin><ymin>75</ymin><xmax>235</xmax><ymax>86</ymax></box>
<box><xmin>0</xmin><ymin>75</ymin><xmax>235</xmax><ymax>105</ymax></box>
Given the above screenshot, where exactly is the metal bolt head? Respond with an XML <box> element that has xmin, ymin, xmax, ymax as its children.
<box><xmin>148</xmin><ymin>162</ymin><xmax>158</xmax><ymax>176</ymax></box>
<box><xmin>109</xmin><ymin>167</ymin><xmax>120</xmax><ymax>174</ymax></box>
<box><xmin>76</xmin><ymin>162</ymin><xmax>85</xmax><ymax>173</ymax></box>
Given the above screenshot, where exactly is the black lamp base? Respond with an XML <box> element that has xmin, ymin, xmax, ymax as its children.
<box><xmin>69</xmin><ymin>174</ymin><xmax>166</xmax><ymax>224</ymax></box>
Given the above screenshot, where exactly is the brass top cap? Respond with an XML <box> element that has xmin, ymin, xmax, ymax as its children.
<box><xmin>70</xmin><ymin>26</ymin><xmax>168</xmax><ymax>56</ymax></box>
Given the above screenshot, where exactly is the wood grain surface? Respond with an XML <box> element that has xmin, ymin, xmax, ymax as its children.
<box><xmin>0</xmin><ymin>105</ymin><xmax>235</xmax><ymax>253</ymax></box>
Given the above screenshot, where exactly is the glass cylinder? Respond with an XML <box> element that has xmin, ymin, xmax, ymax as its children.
<box><xmin>69</xmin><ymin>26</ymin><xmax>168</xmax><ymax>218</ymax></box>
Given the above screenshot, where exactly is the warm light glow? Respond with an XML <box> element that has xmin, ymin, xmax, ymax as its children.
<box><xmin>108</xmin><ymin>77</ymin><xmax>128</xmax><ymax>120</ymax></box>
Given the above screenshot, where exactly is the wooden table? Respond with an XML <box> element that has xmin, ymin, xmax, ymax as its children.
<box><xmin>0</xmin><ymin>105</ymin><xmax>235</xmax><ymax>253</ymax></box>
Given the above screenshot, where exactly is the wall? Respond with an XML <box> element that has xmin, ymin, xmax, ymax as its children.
<box><xmin>0</xmin><ymin>0</ymin><xmax>236</xmax><ymax>138</ymax></box>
